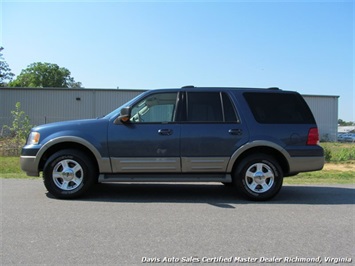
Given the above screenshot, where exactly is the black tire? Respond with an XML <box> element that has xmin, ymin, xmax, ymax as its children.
<box><xmin>233</xmin><ymin>154</ymin><xmax>283</xmax><ymax>201</ymax></box>
<box><xmin>43</xmin><ymin>149</ymin><xmax>97</xmax><ymax>199</ymax></box>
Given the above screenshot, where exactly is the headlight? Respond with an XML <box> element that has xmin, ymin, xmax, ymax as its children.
<box><xmin>27</xmin><ymin>132</ymin><xmax>40</xmax><ymax>145</ymax></box>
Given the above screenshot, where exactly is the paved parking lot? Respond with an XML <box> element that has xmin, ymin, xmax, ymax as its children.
<box><xmin>1</xmin><ymin>179</ymin><xmax>354</xmax><ymax>265</ymax></box>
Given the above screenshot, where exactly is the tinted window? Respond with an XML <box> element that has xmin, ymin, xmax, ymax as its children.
<box><xmin>130</xmin><ymin>92</ymin><xmax>177</xmax><ymax>123</ymax></box>
<box><xmin>244</xmin><ymin>92</ymin><xmax>315</xmax><ymax>124</ymax></box>
<box><xmin>186</xmin><ymin>92</ymin><xmax>238</xmax><ymax>123</ymax></box>
<box><xmin>222</xmin><ymin>93</ymin><xmax>239</xmax><ymax>122</ymax></box>
<box><xmin>187</xmin><ymin>92</ymin><xmax>223</xmax><ymax>122</ymax></box>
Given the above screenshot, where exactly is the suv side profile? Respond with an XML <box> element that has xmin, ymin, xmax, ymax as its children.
<box><xmin>20</xmin><ymin>86</ymin><xmax>324</xmax><ymax>201</ymax></box>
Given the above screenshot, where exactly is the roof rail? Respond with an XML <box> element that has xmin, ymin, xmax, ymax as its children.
<box><xmin>268</xmin><ymin>87</ymin><xmax>280</xmax><ymax>90</ymax></box>
<box><xmin>181</xmin><ymin>85</ymin><xmax>195</xmax><ymax>89</ymax></box>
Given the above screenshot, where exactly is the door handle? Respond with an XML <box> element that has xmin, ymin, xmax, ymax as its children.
<box><xmin>158</xmin><ymin>129</ymin><xmax>173</xmax><ymax>136</ymax></box>
<box><xmin>228</xmin><ymin>129</ymin><xmax>243</xmax><ymax>135</ymax></box>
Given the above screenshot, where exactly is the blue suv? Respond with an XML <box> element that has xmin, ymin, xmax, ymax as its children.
<box><xmin>21</xmin><ymin>86</ymin><xmax>324</xmax><ymax>200</ymax></box>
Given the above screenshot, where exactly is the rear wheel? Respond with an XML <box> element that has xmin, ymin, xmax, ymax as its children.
<box><xmin>43</xmin><ymin>149</ymin><xmax>97</xmax><ymax>199</ymax></box>
<box><xmin>233</xmin><ymin>154</ymin><xmax>283</xmax><ymax>201</ymax></box>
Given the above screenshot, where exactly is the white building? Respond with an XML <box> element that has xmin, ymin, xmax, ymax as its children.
<box><xmin>302</xmin><ymin>94</ymin><xmax>339</xmax><ymax>141</ymax></box>
<box><xmin>338</xmin><ymin>126</ymin><xmax>355</xmax><ymax>133</ymax></box>
<box><xmin>0</xmin><ymin>87</ymin><xmax>339</xmax><ymax>141</ymax></box>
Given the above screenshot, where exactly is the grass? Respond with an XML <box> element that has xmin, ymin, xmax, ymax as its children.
<box><xmin>284</xmin><ymin>170</ymin><xmax>355</xmax><ymax>185</ymax></box>
<box><xmin>1</xmin><ymin>142</ymin><xmax>354</xmax><ymax>184</ymax></box>
<box><xmin>0</xmin><ymin>157</ymin><xmax>29</xmax><ymax>179</ymax></box>
<box><xmin>283</xmin><ymin>142</ymin><xmax>355</xmax><ymax>184</ymax></box>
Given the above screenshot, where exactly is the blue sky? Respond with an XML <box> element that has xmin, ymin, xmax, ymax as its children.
<box><xmin>1</xmin><ymin>0</ymin><xmax>354</xmax><ymax>121</ymax></box>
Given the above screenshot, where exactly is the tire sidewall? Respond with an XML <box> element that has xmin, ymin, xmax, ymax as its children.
<box><xmin>43</xmin><ymin>150</ymin><xmax>95</xmax><ymax>199</ymax></box>
<box><xmin>234</xmin><ymin>154</ymin><xmax>283</xmax><ymax>201</ymax></box>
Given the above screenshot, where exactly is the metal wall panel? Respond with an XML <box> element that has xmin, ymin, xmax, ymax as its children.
<box><xmin>0</xmin><ymin>88</ymin><xmax>145</xmax><ymax>133</ymax></box>
<box><xmin>94</xmin><ymin>89</ymin><xmax>144</xmax><ymax>117</ymax></box>
<box><xmin>1</xmin><ymin>88</ymin><xmax>95</xmax><ymax>126</ymax></box>
<box><xmin>303</xmin><ymin>95</ymin><xmax>339</xmax><ymax>141</ymax></box>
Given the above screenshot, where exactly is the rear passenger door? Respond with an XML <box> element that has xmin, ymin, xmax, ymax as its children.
<box><xmin>180</xmin><ymin>91</ymin><xmax>248</xmax><ymax>173</ymax></box>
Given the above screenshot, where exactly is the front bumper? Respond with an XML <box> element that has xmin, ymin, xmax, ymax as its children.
<box><xmin>20</xmin><ymin>156</ymin><xmax>39</xmax><ymax>177</ymax></box>
<box><xmin>20</xmin><ymin>145</ymin><xmax>41</xmax><ymax>176</ymax></box>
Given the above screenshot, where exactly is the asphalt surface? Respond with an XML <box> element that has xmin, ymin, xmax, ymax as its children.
<box><xmin>1</xmin><ymin>179</ymin><xmax>354</xmax><ymax>265</ymax></box>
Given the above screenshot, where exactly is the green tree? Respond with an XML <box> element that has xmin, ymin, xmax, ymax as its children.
<box><xmin>0</xmin><ymin>47</ymin><xmax>15</xmax><ymax>87</ymax></box>
<box><xmin>338</xmin><ymin>119</ymin><xmax>355</xmax><ymax>126</ymax></box>
<box><xmin>3</xmin><ymin>102</ymin><xmax>32</xmax><ymax>140</ymax></box>
<box><xmin>9</xmin><ymin>62</ymin><xmax>82</xmax><ymax>88</ymax></box>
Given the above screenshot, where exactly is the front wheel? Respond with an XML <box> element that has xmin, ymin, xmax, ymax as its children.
<box><xmin>233</xmin><ymin>154</ymin><xmax>283</xmax><ymax>201</ymax></box>
<box><xmin>43</xmin><ymin>149</ymin><xmax>97</xmax><ymax>199</ymax></box>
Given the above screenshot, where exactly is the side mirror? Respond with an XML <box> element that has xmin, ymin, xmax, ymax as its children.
<box><xmin>114</xmin><ymin>107</ymin><xmax>131</xmax><ymax>124</ymax></box>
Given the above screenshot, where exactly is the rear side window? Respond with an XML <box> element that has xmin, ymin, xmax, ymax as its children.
<box><xmin>186</xmin><ymin>92</ymin><xmax>238</xmax><ymax>122</ymax></box>
<box><xmin>187</xmin><ymin>92</ymin><xmax>222</xmax><ymax>122</ymax></box>
<box><xmin>244</xmin><ymin>92</ymin><xmax>315</xmax><ymax>124</ymax></box>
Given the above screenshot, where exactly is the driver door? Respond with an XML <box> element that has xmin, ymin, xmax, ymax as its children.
<box><xmin>107</xmin><ymin>92</ymin><xmax>181</xmax><ymax>173</ymax></box>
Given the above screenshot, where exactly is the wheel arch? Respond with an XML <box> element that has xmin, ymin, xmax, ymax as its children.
<box><xmin>36</xmin><ymin>137</ymin><xmax>110</xmax><ymax>174</ymax></box>
<box><xmin>228</xmin><ymin>141</ymin><xmax>290</xmax><ymax>176</ymax></box>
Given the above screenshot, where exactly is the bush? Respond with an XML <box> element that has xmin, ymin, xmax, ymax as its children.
<box><xmin>1</xmin><ymin>102</ymin><xmax>32</xmax><ymax>156</ymax></box>
<box><xmin>323</xmin><ymin>146</ymin><xmax>332</xmax><ymax>162</ymax></box>
<box><xmin>320</xmin><ymin>143</ymin><xmax>355</xmax><ymax>163</ymax></box>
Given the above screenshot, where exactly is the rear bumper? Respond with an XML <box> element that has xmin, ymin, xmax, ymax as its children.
<box><xmin>288</xmin><ymin>156</ymin><xmax>324</xmax><ymax>173</ymax></box>
<box><xmin>20</xmin><ymin>156</ymin><xmax>39</xmax><ymax>177</ymax></box>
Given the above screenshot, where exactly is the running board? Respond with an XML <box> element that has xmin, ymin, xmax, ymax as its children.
<box><xmin>98</xmin><ymin>173</ymin><xmax>232</xmax><ymax>183</ymax></box>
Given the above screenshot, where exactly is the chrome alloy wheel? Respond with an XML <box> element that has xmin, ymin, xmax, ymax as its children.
<box><xmin>52</xmin><ymin>159</ymin><xmax>84</xmax><ymax>191</ymax></box>
<box><xmin>244</xmin><ymin>162</ymin><xmax>275</xmax><ymax>193</ymax></box>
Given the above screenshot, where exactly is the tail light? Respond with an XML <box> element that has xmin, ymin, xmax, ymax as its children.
<box><xmin>307</xmin><ymin>127</ymin><xmax>319</xmax><ymax>145</ymax></box>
